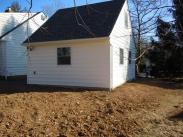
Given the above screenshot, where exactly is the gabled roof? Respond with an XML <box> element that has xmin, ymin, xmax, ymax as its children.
<box><xmin>25</xmin><ymin>0</ymin><xmax>125</xmax><ymax>43</ymax></box>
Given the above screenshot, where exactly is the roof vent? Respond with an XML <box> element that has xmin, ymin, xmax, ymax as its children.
<box><xmin>41</xmin><ymin>14</ymin><xmax>47</xmax><ymax>21</ymax></box>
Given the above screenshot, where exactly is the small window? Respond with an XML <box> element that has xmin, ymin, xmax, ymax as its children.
<box><xmin>57</xmin><ymin>47</ymin><xmax>71</xmax><ymax>65</ymax></box>
<box><xmin>125</xmin><ymin>11</ymin><xmax>128</xmax><ymax>28</ymax></box>
<box><xmin>129</xmin><ymin>51</ymin><xmax>132</xmax><ymax>64</ymax></box>
<box><xmin>120</xmin><ymin>48</ymin><xmax>124</xmax><ymax>64</ymax></box>
<box><xmin>41</xmin><ymin>14</ymin><xmax>47</xmax><ymax>21</ymax></box>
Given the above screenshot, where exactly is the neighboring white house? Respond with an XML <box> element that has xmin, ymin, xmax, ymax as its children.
<box><xmin>24</xmin><ymin>0</ymin><xmax>136</xmax><ymax>89</ymax></box>
<box><xmin>0</xmin><ymin>12</ymin><xmax>47</xmax><ymax>77</ymax></box>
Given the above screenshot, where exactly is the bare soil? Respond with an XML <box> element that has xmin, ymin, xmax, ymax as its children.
<box><xmin>0</xmin><ymin>78</ymin><xmax>182</xmax><ymax>137</ymax></box>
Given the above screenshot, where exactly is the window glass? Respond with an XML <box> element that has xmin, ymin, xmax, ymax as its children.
<box><xmin>125</xmin><ymin>12</ymin><xmax>128</xmax><ymax>28</ymax></box>
<box><xmin>120</xmin><ymin>48</ymin><xmax>124</xmax><ymax>64</ymax></box>
<box><xmin>129</xmin><ymin>51</ymin><xmax>132</xmax><ymax>64</ymax></box>
<box><xmin>57</xmin><ymin>47</ymin><xmax>71</xmax><ymax>65</ymax></box>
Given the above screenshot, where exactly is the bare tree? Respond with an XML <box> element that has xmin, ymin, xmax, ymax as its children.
<box><xmin>128</xmin><ymin>0</ymin><xmax>172</xmax><ymax>74</ymax></box>
<box><xmin>42</xmin><ymin>0</ymin><xmax>64</xmax><ymax>17</ymax></box>
<box><xmin>5</xmin><ymin>1</ymin><xmax>21</xmax><ymax>12</ymax></box>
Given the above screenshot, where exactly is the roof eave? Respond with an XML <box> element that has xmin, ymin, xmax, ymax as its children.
<box><xmin>24</xmin><ymin>37</ymin><xmax>109</xmax><ymax>47</ymax></box>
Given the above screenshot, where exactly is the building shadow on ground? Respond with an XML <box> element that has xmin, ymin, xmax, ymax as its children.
<box><xmin>0</xmin><ymin>78</ymin><xmax>107</xmax><ymax>95</ymax></box>
<box><xmin>133</xmin><ymin>77</ymin><xmax>183</xmax><ymax>90</ymax></box>
<box><xmin>0</xmin><ymin>77</ymin><xmax>182</xmax><ymax>95</ymax></box>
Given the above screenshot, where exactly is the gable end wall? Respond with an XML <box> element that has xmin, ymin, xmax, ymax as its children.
<box><xmin>110</xmin><ymin>0</ymin><xmax>136</xmax><ymax>89</ymax></box>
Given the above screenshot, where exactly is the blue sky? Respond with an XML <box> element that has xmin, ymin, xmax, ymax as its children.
<box><xmin>0</xmin><ymin>0</ymin><xmax>108</xmax><ymax>13</ymax></box>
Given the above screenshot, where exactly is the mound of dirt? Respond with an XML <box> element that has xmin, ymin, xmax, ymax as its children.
<box><xmin>0</xmin><ymin>79</ymin><xmax>182</xmax><ymax>137</ymax></box>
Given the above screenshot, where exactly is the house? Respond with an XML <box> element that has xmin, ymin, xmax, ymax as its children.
<box><xmin>0</xmin><ymin>12</ymin><xmax>47</xmax><ymax>78</ymax></box>
<box><xmin>24</xmin><ymin>0</ymin><xmax>136</xmax><ymax>89</ymax></box>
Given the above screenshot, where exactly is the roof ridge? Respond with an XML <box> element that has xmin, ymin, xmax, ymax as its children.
<box><xmin>55</xmin><ymin>0</ymin><xmax>123</xmax><ymax>13</ymax></box>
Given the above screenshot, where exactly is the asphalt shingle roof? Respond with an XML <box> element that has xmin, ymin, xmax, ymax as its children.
<box><xmin>25</xmin><ymin>0</ymin><xmax>125</xmax><ymax>43</ymax></box>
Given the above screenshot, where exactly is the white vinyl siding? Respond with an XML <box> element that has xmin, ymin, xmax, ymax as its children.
<box><xmin>27</xmin><ymin>38</ymin><xmax>111</xmax><ymax>88</ymax></box>
<box><xmin>0</xmin><ymin>13</ymin><xmax>47</xmax><ymax>76</ymax></box>
<box><xmin>110</xmin><ymin>1</ymin><xmax>136</xmax><ymax>89</ymax></box>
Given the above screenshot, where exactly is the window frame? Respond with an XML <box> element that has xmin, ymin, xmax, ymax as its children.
<box><xmin>125</xmin><ymin>11</ymin><xmax>129</xmax><ymax>28</ymax></box>
<box><xmin>57</xmin><ymin>47</ymin><xmax>71</xmax><ymax>65</ymax></box>
<box><xmin>120</xmin><ymin>48</ymin><xmax>124</xmax><ymax>65</ymax></box>
<box><xmin>129</xmin><ymin>51</ymin><xmax>132</xmax><ymax>64</ymax></box>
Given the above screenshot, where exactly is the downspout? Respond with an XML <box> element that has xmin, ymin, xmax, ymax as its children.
<box><xmin>109</xmin><ymin>37</ymin><xmax>113</xmax><ymax>91</ymax></box>
<box><xmin>3</xmin><ymin>41</ymin><xmax>7</xmax><ymax>80</ymax></box>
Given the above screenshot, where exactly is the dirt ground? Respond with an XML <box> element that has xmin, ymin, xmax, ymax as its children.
<box><xmin>0</xmin><ymin>78</ymin><xmax>182</xmax><ymax>137</ymax></box>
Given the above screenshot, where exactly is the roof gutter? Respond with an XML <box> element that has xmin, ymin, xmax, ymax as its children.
<box><xmin>24</xmin><ymin>37</ymin><xmax>109</xmax><ymax>46</ymax></box>
<box><xmin>0</xmin><ymin>12</ymin><xmax>41</xmax><ymax>40</ymax></box>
